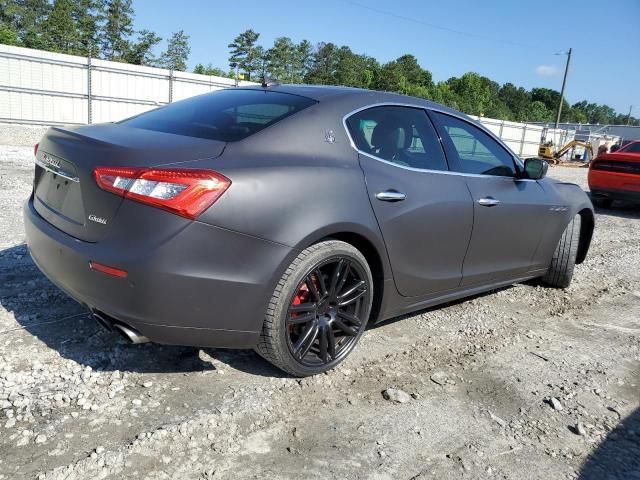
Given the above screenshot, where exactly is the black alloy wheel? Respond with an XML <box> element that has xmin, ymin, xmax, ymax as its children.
<box><xmin>285</xmin><ymin>256</ymin><xmax>369</xmax><ymax>367</ymax></box>
<box><xmin>255</xmin><ymin>240</ymin><xmax>373</xmax><ymax>376</ymax></box>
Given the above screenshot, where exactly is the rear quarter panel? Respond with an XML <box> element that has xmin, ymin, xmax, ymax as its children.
<box><xmin>167</xmin><ymin>100</ymin><xmax>393</xmax><ymax>299</ymax></box>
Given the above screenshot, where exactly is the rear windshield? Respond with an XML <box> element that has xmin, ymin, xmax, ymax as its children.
<box><xmin>120</xmin><ymin>89</ymin><xmax>317</xmax><ymax>142</ymax></box>
<box><xmin>621</xmin><ymin>142</ymin><xmax>640</xmax><ymax>153</ymax></box>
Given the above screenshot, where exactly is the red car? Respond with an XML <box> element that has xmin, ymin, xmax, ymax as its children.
<box><xmin>588</xmin><ymin>140</ymin><xmax>640</xmax><ymax>207</ymax></box>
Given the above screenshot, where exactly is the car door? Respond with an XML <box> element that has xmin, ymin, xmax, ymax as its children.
<box><xmin>430</xmin><ymin>110</ymin><xmax>553</xmax><ymax>286</ymax></box>
<box><xmin>345</xmin><ymin>105</ymin><xmax>474</xmax><ymax>297</ymax></box>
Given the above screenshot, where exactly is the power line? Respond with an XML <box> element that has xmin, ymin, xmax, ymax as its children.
<box><xmin>342</xmin><ymin>0</ymin><xmax>540</xmax><ymax>50</ymax></box>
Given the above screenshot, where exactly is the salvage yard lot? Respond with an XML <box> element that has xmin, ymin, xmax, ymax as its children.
<box><xmin>0</xmin><ymin>145</ymin><xmax>639</xmax><ymax>480</ymax></box>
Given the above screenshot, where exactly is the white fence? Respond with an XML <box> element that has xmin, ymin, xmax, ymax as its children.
<box><xmin>0</xmin><ymin>44</ymin><xmax>255</xmax><ymax>125</ymax></box>
<box><xmin>469</xmin><ymin>116</ymin><xmax>572</xmax><ymax>158</ymax></box>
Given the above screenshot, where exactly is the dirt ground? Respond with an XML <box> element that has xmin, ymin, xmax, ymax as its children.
<box><xmin>1</xmin><ymin>145</ymin><xmax>638</xmax><ymax>480</ymax></box>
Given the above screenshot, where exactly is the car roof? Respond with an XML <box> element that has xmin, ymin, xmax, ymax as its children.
<box><xmin>238</xmin><ymin>84</ymin><xmax>459</xmax><ymax>114</ymax></box>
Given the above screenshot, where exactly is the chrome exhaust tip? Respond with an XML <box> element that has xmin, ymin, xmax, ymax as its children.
<box><xmin>92</xmin><ymin>312</ymin><xmax>114</xmax><ymax>331</ymax></box>
<box><xmin>112</xmin><ymin>323</ymin><xmax>150</xmax><ymax>344</ymax></box>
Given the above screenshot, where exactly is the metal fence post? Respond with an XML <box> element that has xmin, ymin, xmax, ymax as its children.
<box><xmin>168</xmin><ymin>69</ymin><xmax>174</xmax><ymax>103</ymax></box>
<box><xmin>519</xmin><ymin>124</ymin><xmax>527</xmax><ymax>155</ymax></box>
<box><xmin>87</xmin><ymin>49</ymin><xmax>92</xmax><ymax>124</ymax></box>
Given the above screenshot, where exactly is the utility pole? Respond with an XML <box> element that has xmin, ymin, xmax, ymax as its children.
<box><xmin>626</xmin><ymin>105</ymin><xmax>633</xmax><ymax>125</ymax></box>
<box><xmin>555</xmin><ymin>47</ymin><xmax>572</xmax><ymax>129</ymax></box>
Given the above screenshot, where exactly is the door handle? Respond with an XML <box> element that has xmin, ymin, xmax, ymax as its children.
<box><xmin>376</xmin><ymin>190</ymin><xmax>406</xmax><ymax>202</ymax></box>
<box><xmin>478</xmin><ymin>197</ymin><xmax>500</xmax><ymax>207</ymax></box>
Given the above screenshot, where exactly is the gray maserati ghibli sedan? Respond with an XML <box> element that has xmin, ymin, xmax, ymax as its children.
<box><xmin>24</xmin><ymin>85</ymin><xmax>594</xmax><ymax>376</ymax></box>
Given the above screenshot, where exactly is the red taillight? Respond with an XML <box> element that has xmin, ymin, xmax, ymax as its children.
<box><xmin>34</xmin><ymin>143</ymin><xmax>39</xmax><ymax>157</ymax></box>
<box><xmin>94</xmin><ymin>167</ymin><xmax>231</xmax><ymax>219</ymax></box>
<box><xmin>89</xmin><ymin>261</ymin><xmax>128</xmax><ymax>278</ymax></box>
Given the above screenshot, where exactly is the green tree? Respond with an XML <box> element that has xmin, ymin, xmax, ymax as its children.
<box><xmin>228</xmin><ymin>28</ymin><xmax>262</xmax><ymax>80</ymax></box>
<box><xmin>530</xmin><ymin>87</ymin><xmax>570</xmax><ymax>121</ymax></box>
<box><xmin>124</xmin><ymin>29</ymin><xmax>161</xmax><ymax>65</ymax></box>
<box><xmin>526</xmin><ymin>100</ymin><xmax>553</xmax><ymax>122</ymax></box>
<box><xmin>485</xmin><ymin>99</ymin><xmax>513</xmax><ymax>120</ymax></box>
<box><xmin>498</xmin><ymin>83</ymin><xmax>531</xmax><ymax>121</ymax></box>
<box><xmin>159</xmin><ymin>30</ymin><xmax>190</xmax><ymax>71</ymax></box>
<box><xmin>44</xmin><ymin>0</ymin><xmax>78</xmax><ymax>53</ymax></box>
<box><xmin>304</xmin><ymin>42</ymin><xmax>340</xmax><ymax>84</ymax></box>
<box><xmin>3</xmin><ymin>0</ymin><xmax>51</xmax><ymax>48</ymax></box>
<box><xmin>374</xmin><ymin>54</ymin><xmax>432</xmax><ymax>97</ymax></box>
<box><xmin>395</xmin><ymin>54</ymin><xmax>432</xmax><ymax>89</ymax></box>
<box><xmin>267</xmin><ymin>36</ymin><xmax>295</xmax><ymax>81</ymax></box>
<box><xmin>375</xmin><ymin>60</ymin><xmax>407</xmax><ymax>93</ymax></box>
<box><xmin>102</xmin><ymin>0</ymin><xmax>134</xmax><ymax>60</ymax></box>
<box><xmin>71</xmin><ymin>0</ymin><xmax>104</xmax><ymax>55</ymax></box>
<box><xmin>0</xmin><ymin>22</ymin><xmax>20</xmax><ymax>45</ymax></box>
<box><xmin>446</xmin><ymin>72</ymin><xmax>493</xmax><ymax>116</ymax></box>
<box><xmin>429</xmin><ymin>81</ymin><xmax>459</xmax><ymax>110</ymax></box>
<box><xmin>567</xmin><ymin>107</ymin><xmax>588</xmax><ymax>124</ymax></box>
<box><xmin>334</xmin><ymin>47</ymin><xmax>379</xmax><ymax>89</ymax></box>
<box><xmin>193</xmin><ymin>63</ymin><xmax>229</xmax><ymax>77</ymax></box>
<box><xmin>292</xmin><ymin>39</ymin><xmax>313</xmax><ymax>83</ymax></box>
<box><xmin>0</xmin><ymin>0</ymin><xmax>21</xmax><ymax>30</ymax></box>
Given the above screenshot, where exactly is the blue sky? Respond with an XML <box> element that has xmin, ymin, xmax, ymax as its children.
<box><xmin>133</xmin><ymin>0</ymin><xmax>640</xmax><ymax>115</ymax></box>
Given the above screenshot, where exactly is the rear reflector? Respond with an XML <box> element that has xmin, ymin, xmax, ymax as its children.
<box><xmin>34</xmin><ymin>143</ymin><xmax>39</xmax><ymax>157</ymax></box>
<box><xmin>89</xmin><ymin>261</ymin><xmax>128</xmax><ymax>278</ymax></box>
<box><xmin>94</xmin><ymin>167</ymin><xmax>231</xmax><ymax>219</ymax></box>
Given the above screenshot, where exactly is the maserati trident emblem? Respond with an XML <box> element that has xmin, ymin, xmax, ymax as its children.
<box><xmin>88</xmin><ymin>214</ymin><xmax>107</xmax><ymax>225</ymax></box>
<box><xmin>325</xmin><ymin>129</ymin><xmax>336</xmax><ymax>143</ymax></box>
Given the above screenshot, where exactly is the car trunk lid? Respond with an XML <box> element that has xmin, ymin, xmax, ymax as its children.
<box><xmin>33</xmin><ymin>123</ymin><xmax>226</xmax><ymax>242</ymax></box>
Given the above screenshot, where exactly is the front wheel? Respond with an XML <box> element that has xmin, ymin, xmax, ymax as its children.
<box><xmin>255</xmin><ymin>240</ymin><xmax>373</xmax><ymax>377</ymax></box>
<box><xmin>542</xmin><ymin>215</ymin><xmax>581</xmax><ymax>288</ymax></box>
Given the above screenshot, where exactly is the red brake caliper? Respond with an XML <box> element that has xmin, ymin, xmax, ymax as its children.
<box><xmin>290</xmin><ymin>284</ymin><xmax>310</xmax><ymax>333</ymax></box>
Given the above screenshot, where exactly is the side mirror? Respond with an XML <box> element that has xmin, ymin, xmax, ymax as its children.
<box><xmin>523</xmin><ymin>157</ymin><xmax>548</xmax><ymax>180</ymax></box>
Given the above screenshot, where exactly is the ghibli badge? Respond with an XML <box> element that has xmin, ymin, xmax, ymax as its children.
<box><xmin>41</xmin><ymin>153</ymin><xmax>61</xmax><ymax>169</ymax></box>
<box><xmin>88</xmin><ymin>214</ymin><xmax>107</xmax><ymax>225</ymax></box>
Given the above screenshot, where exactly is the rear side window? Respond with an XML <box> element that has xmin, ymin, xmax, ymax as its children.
<box><xmin>120</xmin><ymin>89</ymin><xmax>316</xmax><ymax>142</ymax></box>
<box><xmin>432</xmin><ymin>112</ymin><xmax>516</xmax><ymax>177</ymax></box>
<box><xmin>346</xmin><ymin>106</ymin><xmax>448</xmax><ymax>171</ymax></box>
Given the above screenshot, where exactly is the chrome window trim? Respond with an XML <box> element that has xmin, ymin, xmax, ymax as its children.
<box><xmin>342</xmin><ymin>102</ymin><xmax>534</xmax><ymax>182</ymax></box>
<box><xmin>35</xmin><ymin>158</ymin><xmax>80</xmax><ymax>183</ymax></box>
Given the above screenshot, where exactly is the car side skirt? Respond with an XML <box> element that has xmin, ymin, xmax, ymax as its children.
<box><xmin>377</xmin><ymin>269</ymin><xmax>547</xmax><ymax>323</ymax></box>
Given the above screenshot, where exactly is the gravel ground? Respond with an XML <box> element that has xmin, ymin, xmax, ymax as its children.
<box><xmin>1</xmin><ymin>145</ymin><xmax>639</xmax><ymax>480</ymax></box>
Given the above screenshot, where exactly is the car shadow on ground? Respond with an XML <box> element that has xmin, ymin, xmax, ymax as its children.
<box><xmin>578</xmin><ymin>406</ymin><xmax>640</xmax><ymax>479</ymax></box>
<box><xmin>593</xmin><ymin>202</ymin><xmax>640</xmax><ymax>220</ymax></box>
<box><xmin>368</xmin><ymin>286</ymin><xmax>511</xmax><ymax>330</ymax></box>
<box><xmin>584</xmin><ymin>191</ymin><xmax>640</xmax><ymax>220</ymax></box>
<box><xmin>0</xmin><ymin>243</ymin><xmax>283</xmax><ymax>378</ymax></box>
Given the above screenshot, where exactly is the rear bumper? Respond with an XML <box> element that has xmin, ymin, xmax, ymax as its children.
<box><xmin>24</xmin><ymin>196</ymin><xmax>294</xmax><ymax>348</ymax></box>
<box><xmin>588</xmin><ymin>170</ymin><xmax>640</xmax><ymax>202</ymax></box>
<box><xmin>589</xmin><ymin>188</ymin><xmax>640</xmax><ymax>203</ymax></box>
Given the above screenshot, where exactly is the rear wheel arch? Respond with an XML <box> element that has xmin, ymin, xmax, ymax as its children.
<box><xmin>282</xmin><ymin>226</ymin><xmax>389</xmax><ymax>325</ymax></box>
<box><xmin>319</xmin><ymin>232</ymin><xmax>385</xmax><ymax>324</ymax></box>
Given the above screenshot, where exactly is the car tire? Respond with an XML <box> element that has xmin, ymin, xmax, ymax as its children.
<box><xmin>255</xmin><ymin>240</ymin><xmax>373</xmax><ymax>377</ymax></box>
<box><xmin>591</xmin><ymin>196</ymin><xmax>613</xmax><ymax>208</ymax></box>
<box><xmin>542</xmin><ymin>215</ymin><xmax>581</xmax><ymax>288</ymax></box>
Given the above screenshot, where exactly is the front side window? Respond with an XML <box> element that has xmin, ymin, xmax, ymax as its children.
<box><xmin>346</xmin><ymin>106</ymin><xmax>448</xmax><ymax>171</ymax></box>
<box><xmin>120</xmin><ymin>89</ymin><xmax>316</xmax><ymax>142</ymax></box>
<box><xmin>432</xmin><ymin>112</ymin><xmax>516</xmax><ymax>177</ymax></box>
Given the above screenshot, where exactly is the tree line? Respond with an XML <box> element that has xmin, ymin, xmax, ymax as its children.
<box><xmin>220</xmin><ymin>29</ymin><xmax>637</xmax><ymax>126</ymax></box>
<box><xmin>0</xmin><ymin>0</ymin><xmax>190</xmax><ymax>70</ymax></box>
<box><xmin>0</xmin><ymin>3</ymin><xmax>636</xmax><ymax>126</ymax></box>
